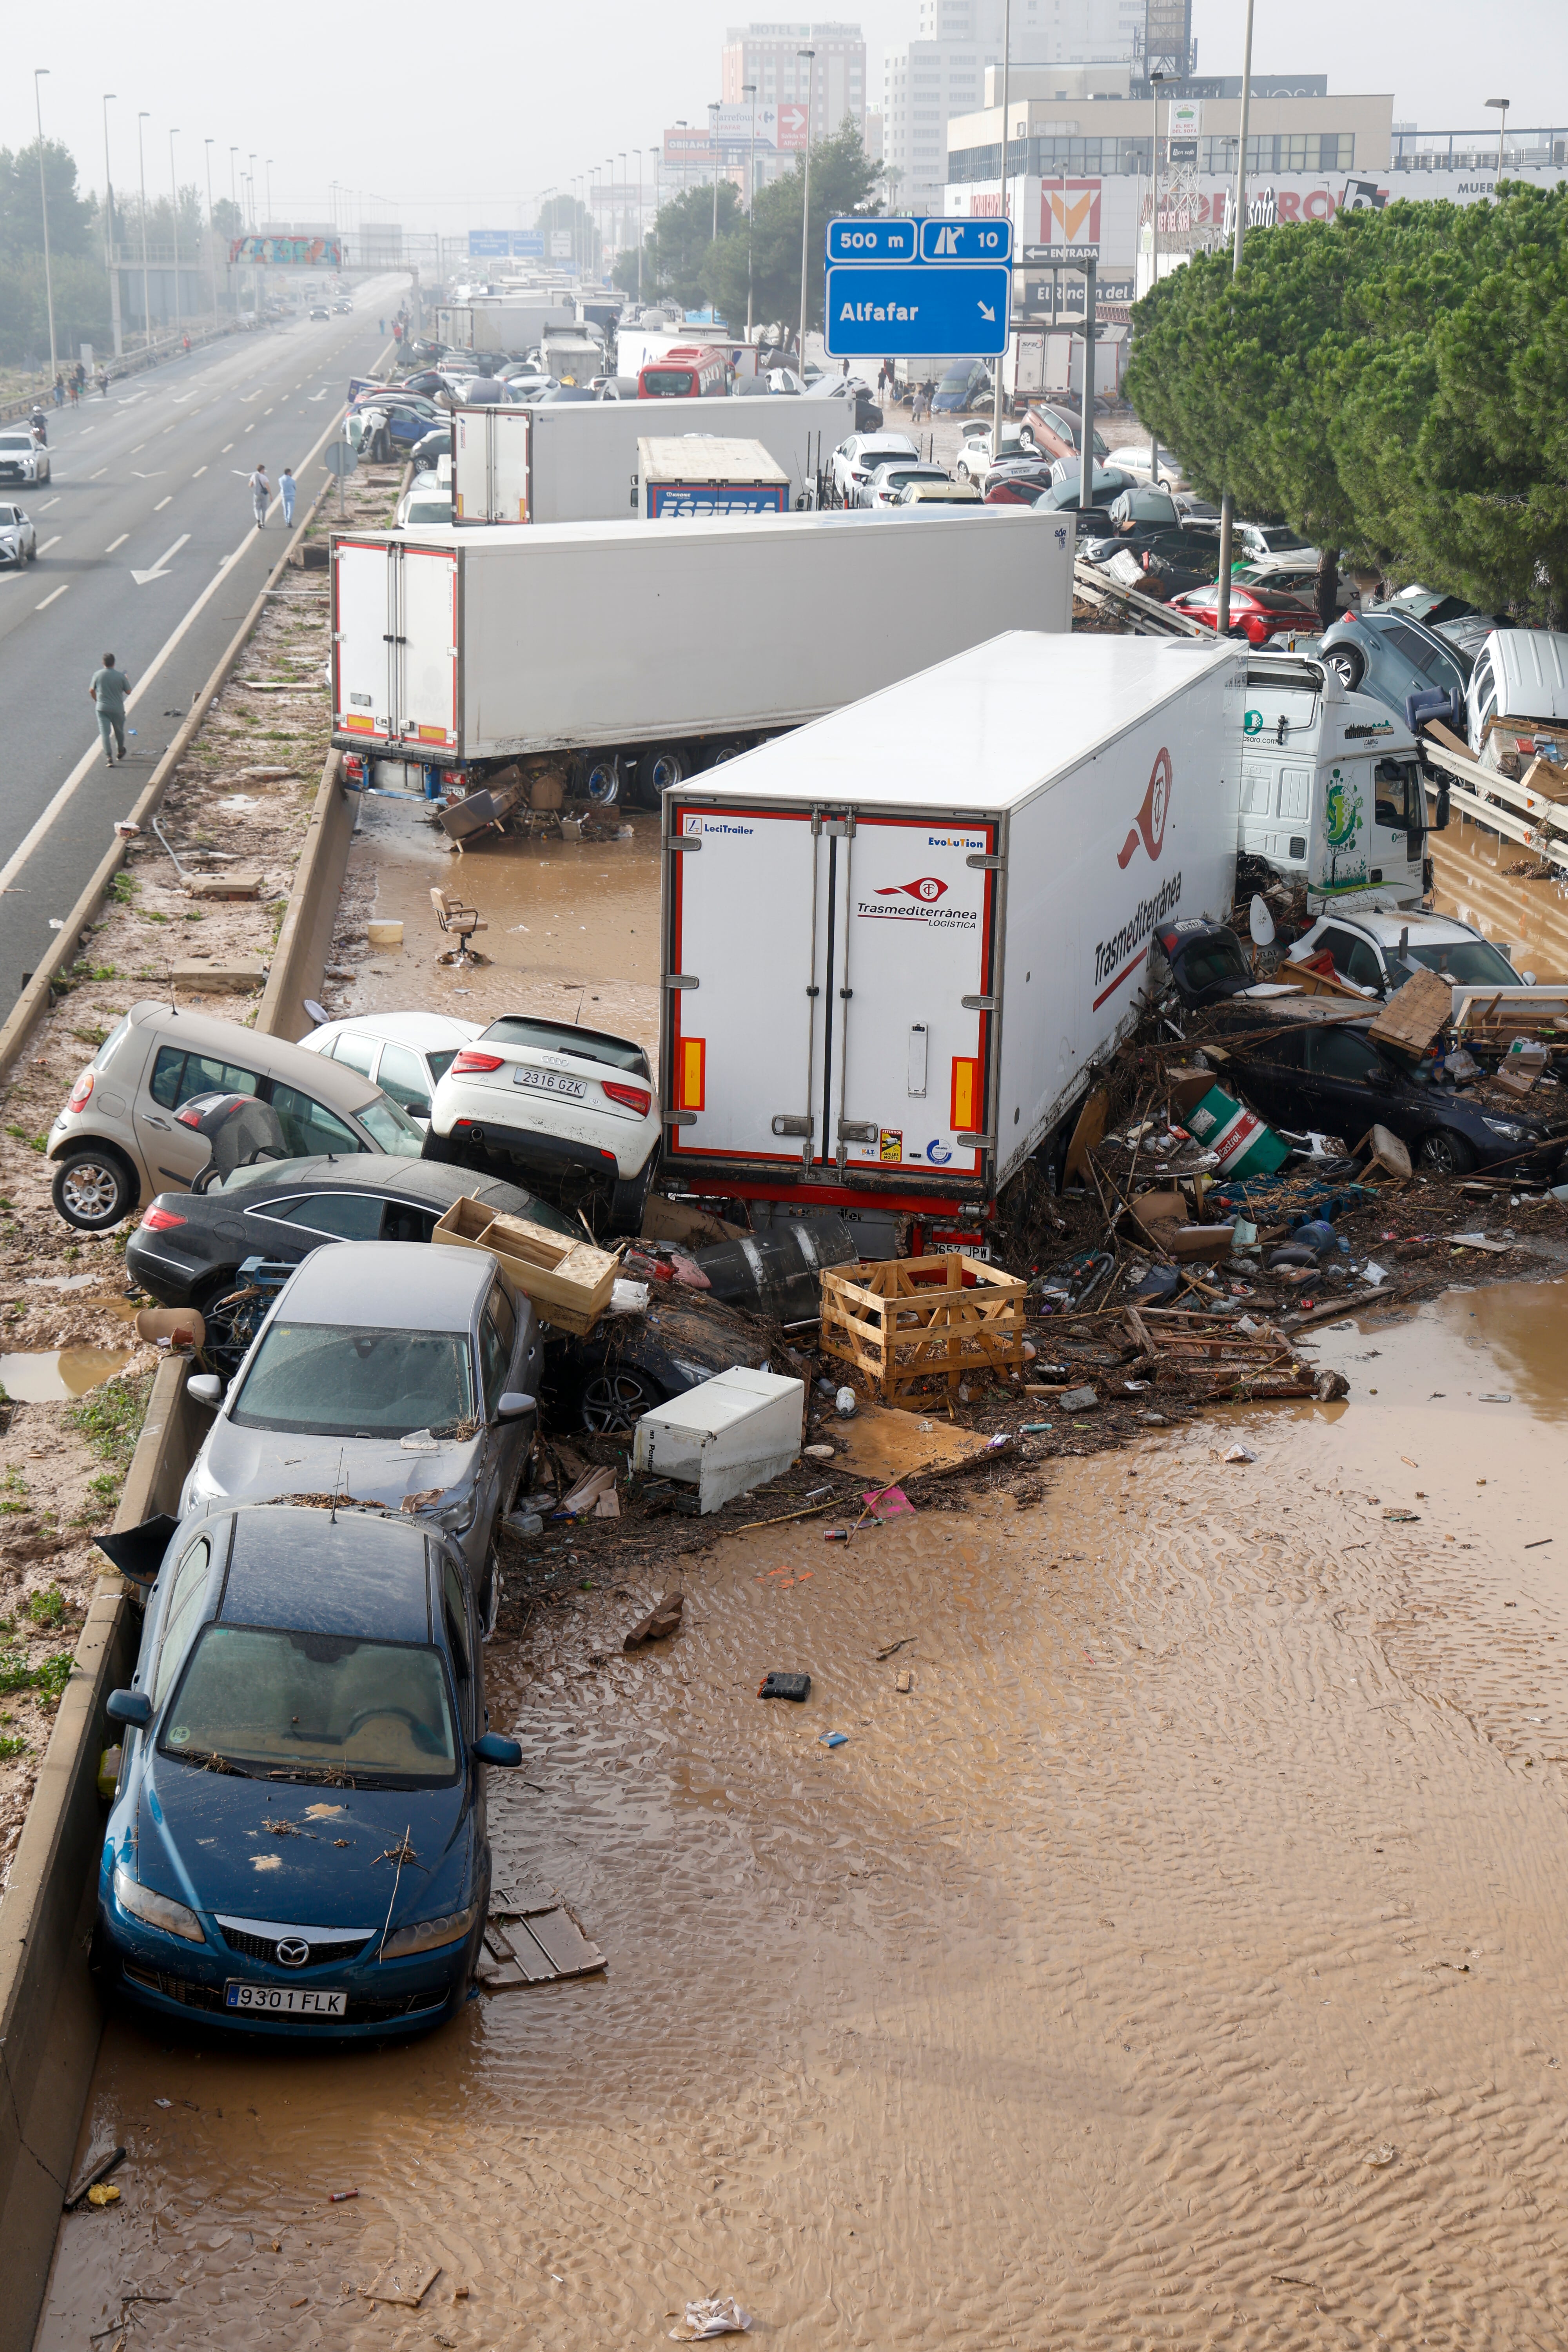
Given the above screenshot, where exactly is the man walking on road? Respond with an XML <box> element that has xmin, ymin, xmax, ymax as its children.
<box><xmin>279</xmin><ymin>466</ymin><xmax>296</xmax><ymax>526</ymax></box>
<box><xmin>249</xmin><ymin>464</ymin><xmax>270</xmax><ymax>528</ymax></box>
<box><xmin>89</xmin><ymin>653</ymin><xmax>131</xmax><ymax>767</ymax></box>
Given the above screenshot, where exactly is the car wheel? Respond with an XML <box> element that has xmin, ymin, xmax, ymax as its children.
<box><xmin>1417</xmin><ymin>1129</ymin><xmax>1475</xmax><ymax>1178</ymax></box>
<box><xmin>51</xmin><ymin>1145</ymin><xmax>137</xmax><ymax>1231</ymax></box>
<box><xmin>576</xmin><ymin>1363</ymin><xmax>668</xmax><ymax>1434</ymax></box>
<box><xmin>632</xmin><ymin>745</ymin><xmax>686</xmax><ymax>808</ymax></box>
<box><xmin>1325</xmin><ymin>645</ymin><xmax>1365</xmax><ymax>692</ymax></box>
<box><xmin>608</xmin><ymin>1147</ymin><xmax>659</xmax><ymax>1236</ymax></box>
<box><xmin>571</xmin><ymin>750</ymin><xmax>620</xmax><ymax>806</ymax></box>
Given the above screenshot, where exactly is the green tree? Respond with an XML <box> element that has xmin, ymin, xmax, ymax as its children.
<box><xmin>613</xmin><ymin>181</ymin><xmax>742</xmax><ymax>312</ymax></box>
<box><xmin>1123</xmin><ymin>182</ymin><xmax>1568</xmax><ymax>618</ymax></box>
<box><xmin>702</xmin><ymin>120</ymin><xmax>881</xmax><ymax>345</ymax></box>
<box><xmin>0</xmin><ymin>139</ymin><xmax>96</xmax><ymax>261</ymax></box>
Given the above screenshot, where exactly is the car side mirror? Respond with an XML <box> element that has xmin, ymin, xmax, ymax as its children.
<box><xmin>495</xmin><ymin>1391</ymin><xmax>536</xmax><ymax>1424</ymax></box>
<box><xmin>187</xmin><ymin>1373</ymin><xmax>224</xmax><ymax>1405</ymax></box>
<box><xmin>473</xmin><ymin>1731</ymin><xmax>523</xmax><ymax>1767</ymax></box>
<box><xmin>1522</xmin><ymin>969</ymin><xmax>1538</xmax><ymax>987</ymax></box>
<box><xmin>106</xmin><ymin>1689</ymin><xmax>152</xmax><ymax>1729</ymax></box>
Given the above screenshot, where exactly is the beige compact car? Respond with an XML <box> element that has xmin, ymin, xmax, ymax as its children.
<box><xmin>47</xmin><ymin>1000</ymin><xmax>426</xmax><ymax>1230</ymax></box>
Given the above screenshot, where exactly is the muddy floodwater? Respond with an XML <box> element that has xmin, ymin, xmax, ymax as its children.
<box><xmin>37</xmin><ymin>1276</ymin><xmax>1568</xmax><ymax>2348</ymax></box>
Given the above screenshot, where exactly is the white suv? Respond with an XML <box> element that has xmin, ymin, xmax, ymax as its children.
<box><xmin>1287</xmin><ymin>911</ymin><xmax>1530</xmax><ymax>1000</ymax></box>
<box><xmin>829</xmin><ymin>430</ymin><xmax>918</xmax><ymax>508</ymax></box>
<box><xmin>0</xmin><ymin>429</ymin><xmax>49</xmax><ymax>488</ymax></box>
<box><xmin>426</xmin><ymin>1015</ymin><xmax>660</xmax><ymax>1232</ymax></box>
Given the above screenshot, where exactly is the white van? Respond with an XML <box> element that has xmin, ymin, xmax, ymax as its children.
<box><xmin>1466</xmin><ymin>630</ymin><xmax>1568</xmax><ymax>770</ymax></box>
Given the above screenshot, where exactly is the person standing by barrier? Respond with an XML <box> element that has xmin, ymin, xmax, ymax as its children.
<box><xmin>249</xmin><ymin>464</ymin><xmax>270</xmax><ymax>528</ymax></box>
<box><xmin>88</xmin><ymin>653</ymin><xmax>131</xmax><ymax>767</ymax></box>
<box><xmin>279</xmin><ymin>466</ymin><xmax>296</xmax><ymax>527</ymax></box>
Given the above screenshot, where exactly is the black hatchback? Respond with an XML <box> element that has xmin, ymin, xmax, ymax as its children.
<box><xmin>1212</xmin><ymin>1010</ymin><xmax>1568</xmax><ymax>1180</ymax></box>
<box><xmin>127</xmin><ymin>1156</ymin><xmax>575</xmax><ymax>1310</ymax></box>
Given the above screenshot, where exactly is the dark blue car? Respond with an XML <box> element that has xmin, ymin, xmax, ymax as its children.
<box><xmin>96</xmin><ymin>1503</ymin><xmax>521</xmax><ymax>2038</ymax></box>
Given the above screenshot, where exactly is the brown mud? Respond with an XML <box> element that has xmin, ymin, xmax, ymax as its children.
<box><xmin>38</xmin><ymin>1279</ymin><xmax>1568</xmax><ymax>2350</ymax></box>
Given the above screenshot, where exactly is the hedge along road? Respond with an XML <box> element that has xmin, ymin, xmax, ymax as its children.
<box><xmin>0</xmin><ymin>285</ymin><xmax>407</xmax><ymax>1016</ymax></box>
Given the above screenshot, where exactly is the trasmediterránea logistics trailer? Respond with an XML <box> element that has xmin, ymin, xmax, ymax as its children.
<box><xmin>659</xmin><ymin>633</ymin><xmax>1245</xmax><ymax>1221</ymax></box>
<box><xmin>329</xmin><ymin>510</ymin><xmax>1074</xmax><ymax>789</ymax></box>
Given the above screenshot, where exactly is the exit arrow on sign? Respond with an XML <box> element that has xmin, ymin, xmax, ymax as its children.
<box><xmin>131</xmin><ymin>533</ymin><xmax>190</xmax><ymax>586</ymax></box>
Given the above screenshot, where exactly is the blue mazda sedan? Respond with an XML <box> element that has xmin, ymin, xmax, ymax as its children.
<box><xmin>95</xmin><ymin>1503</ymin><xmax>521</xmax><ymax>2038</ymax></box>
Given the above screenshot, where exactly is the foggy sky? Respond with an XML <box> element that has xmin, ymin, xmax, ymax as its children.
<box><xmin>5</xmin><ymin>0</ymin><xmax>1563</xmax><ymax>242</ymax></box>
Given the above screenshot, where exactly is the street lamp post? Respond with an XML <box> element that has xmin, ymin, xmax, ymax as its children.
<box><xmin>103</xmin><ymin>94</ymin><xmax>123</xmax><ymax>359</ymax></box>
<box><xmin>1145</xmin><ymin>67</ymin><xmax>1172</xmax><ymax>483</ymax></box>
<box><xmin>203</xmin><ymin>138</ymin><xmax>219</xmax><ymax>322</ymax></box>
<box><xmin>1214</xmin><ymin>0</ymin><xmax>1255</xmax><ymax>637</ymax></box>
<box><xmin>265</xmin><ymin>157</ymin><xmax>273</xmax><ymax>230</ymax></box>
<box><xmin>710</xmin><ymin>105</ymin><xmax>721</xmax><ymax>247</ymax></box>
<box><xmin>1485</xmin><ymin>98</ymin><xmax>1510</xmax><ymax>179</ymax></box>
<box><xmin>138</xmin><ymin>111</ymin><xmax>152</xmax><ymax>346</ymax></box>
<box><xmin>33</xmin><ymin>70</ymin><xmax>58</xmax><ymax>383</ymax></box>
<box><xmin>796</xmin><ymin>46</ymin><xmax>816</xmax><ymax>370</ymax></box>
<box><xmin>744</xmin><ymin>83</ymin><xmax>757</xmax><ymax>341</ymax></box>
<box><xmin>991</xmin><ymin>0</ymin><xmax>1012</xmax><ymax>454</ymax></box>
<box><xmin>633</xmin><ymin>150</ymin><xmax>644</xmax><ymax>299</ymax></box>
<box><xmin>169</xmin><ymin>130</ymin><xmax>182</xmax><ymax>341</ymax></box>
<box><xmin>619</xmin><ymin>151</ymin><xmax>629</xmax><ymax>274</ymax></box>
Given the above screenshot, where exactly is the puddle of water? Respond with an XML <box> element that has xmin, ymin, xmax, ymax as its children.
<box><xmin>1433</xmin><ymin>819</ymin><xmax>1568</xmax><ymax>980</ymax></box>
<box><xmin>0</xmin><ymin>1346</ymin><xmax>131</xmax><ymax>1402</ymax></box>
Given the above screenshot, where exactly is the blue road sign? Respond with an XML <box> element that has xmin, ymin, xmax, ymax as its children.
<box><xmin>918</xmin><ymin>218</ymin><xmax>1013</xmax><ymax>263</ymax></box>
<box><xmin>825</xmin><ymin>217</ymin><xmax>919</xmax><ymax>263</ymax></box>
<box><xmin>824</xmin><ymin>261</ymin><xmax>1010</xmax><ymax>358</ymax></box>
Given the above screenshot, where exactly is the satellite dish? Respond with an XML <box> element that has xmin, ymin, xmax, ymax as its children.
<box><xmin>1248</xmin><ymin>893</ymin><xmax>1276</xmax><ymax>946</ymax></box>
<box><xmin>302</xmin><ymin>1000</ymin><xmax>331</xmax><ymax>1030</ymax></box>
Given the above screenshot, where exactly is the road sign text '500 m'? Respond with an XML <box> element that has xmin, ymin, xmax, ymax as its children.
<box><xmin>824</xmin><ymin>262</ymin><xmax>1010</xmax><ymax>358</ymax></box>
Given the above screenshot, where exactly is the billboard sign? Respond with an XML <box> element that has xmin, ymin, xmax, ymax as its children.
<box><xmin>711</xmin><ymin>102</ymin><xmax>780</xmax><ymax>149</ymax></box>
<box><xmin>230</xmin><ymin>234</ymin><xmax>342</xmax><ymax>267</ymax></box>
<box><xmin>467</xmin><ymin>230</ymin><xmax>544</xmax><ymax>259</ymax></box>
<box><xmin>1039</xmin><ymin>178</ymin><xmax>1102</xmax><ymax>246</ymax></box>
<box><xmin>825</xmin><ymin>261</ymin><xmax>1009</xmax><ymax>357</ymax></box>
<box><xmin>1168</xmin><ymin>98</ymin><xmax>1202</xmax><ymax>138</ymax></box>
<box><xmin>777</xmin><ymin>102</ymin><xmax>809</xmax><ymax>151</ymax></box>
<box><xmin>550</xmin><ymin>229</ymin><xmax>573</xmax><ymax>260</ymax></box>
<box><xmin>665</xmin><ymin>128</ymin><xmax>716</xmax><ymax>163</ymax></box>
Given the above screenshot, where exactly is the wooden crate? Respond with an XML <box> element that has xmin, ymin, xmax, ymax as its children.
<box><xmin>431</xmin><ymin>1197</ymin><xmax>621</xmax><ymax>1335</ymax></box>
<box><xmin>820</xmin><ymin>1255</ymin><xmax>1027</xmax><ymax>1401</ymax></box>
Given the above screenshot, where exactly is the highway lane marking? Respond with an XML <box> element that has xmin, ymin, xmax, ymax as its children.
<box><xmin>89</xmin><ymin>467</ymin><xmax>107</xmax><ymax>479</ymax></box>
<box><xmin>154</xmin><ymin>496</ymin><xmax>172</xmax><ymax>511</ymax></box>
<box><xmin>131</xmin><ymin>442</ymin><xmax>147</xmax><ymax>452</ymax></box>
<box><xmin>244</xmin><ymin>423</ymin><xmax>255</xmax><ymax>433</ymax></box>
<box><xmin>221</xmin><ymin>442</ymin><xmax>234</xmax><ymax>453</ymax></box>
<box><xmin>36</xmin><ymin>586</ymin><xmax>68</xmax><ymax>609</ymax></box>
<box><xmin>132</xmin><ymin>533</ymin><xmax>191</xmax><ymax>586</ymax></box>
<box><xmin>40</xmin><ymin>497</ymin><xmax>59</xmax><ymax>511</ymax></box>
<box><xmin>105</xmin><ymin>534</ymin><xmax>128</xmax><ymax>552</ymax></box>
<box><xmin>192</xmin><ymin>465</ymin><xmax>207</xmax><ymax>478</ymax></box>
<box><xmin>0</xmin><ymin>388</ymin><xmax>352</xmax><ymax>901</ymax></box>
<box><xmin>38</xmin><ymin>537</ymin><xmax>60</xmax><ymax>553</ymax></box>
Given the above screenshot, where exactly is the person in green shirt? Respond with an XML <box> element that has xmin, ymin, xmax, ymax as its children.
<box><xmin>89</xmin><ymin>653</ymin><xmax>131</xmax><ymax>766</ymax></box>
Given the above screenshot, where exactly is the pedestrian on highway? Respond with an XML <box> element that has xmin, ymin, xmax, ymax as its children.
<box><xmin>52</xmin><ymin>375</ymin><xmax>65</xmax><ymax>410</ymax></box>
<box><xmin>67</xmin><ymin>376</ymin><xmax>79</xmax><ymax>410</ymax></box>
<box><xmin>249</xmin><ymin>464</ymin><xmax>270</xmax><ymax>528</ymax></box>
<box><xmin>96</xmin><ymin>368</ymin><xmax>109</xmax><ymax>397</ymax></box>
<box><xmin>279</xmin><ymin>465</ymin><xmax>296</xmax><ymax>526</ymax></box>
<box><xmin>378</xmin><ymin>316</ymin><xmax>385</xmax><ymax>334</ymax></box>
<box><xmin>89</xmin><ymin>653</ymin><xmax>131</xmax><ymax>767</ymax></box>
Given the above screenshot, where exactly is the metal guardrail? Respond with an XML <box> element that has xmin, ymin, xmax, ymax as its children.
<box><xmin>1073</xmin><ymin>556</ymin><xmax>1209</xmax><ymax>639</ymax></box>
<box><xmin>1420</xmin><ymin>734</ymin><xmax>1568</xmax><ymax>866</ymax></box>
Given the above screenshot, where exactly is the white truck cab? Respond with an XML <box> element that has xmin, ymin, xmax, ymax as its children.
<box><xmin>1241</xmin><ymin>652</ymin><xmax>1428</xmax><ymax>911</ymax></box>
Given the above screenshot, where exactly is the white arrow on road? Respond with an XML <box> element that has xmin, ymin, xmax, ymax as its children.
<box><xmin>131</xmin><ymin>533</ymin><xmax>191</xmax><ymax>586</ymax></box>
<box><xmin>309</xmin><ymin>388</ymin><xmax>330</xmax><ymax>401</ymax></box>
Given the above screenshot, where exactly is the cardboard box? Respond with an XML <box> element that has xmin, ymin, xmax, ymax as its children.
<box><xmin>431</xmin><ymin>1196</ymin><xmax>620</xmax><ymax>1334</ymax></box>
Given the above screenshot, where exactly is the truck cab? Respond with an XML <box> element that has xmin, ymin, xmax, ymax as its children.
<box><xmin>1242</xmin><ymin>652</ymin><xmax>1429</xmax><ymax>912</ymax></box>
<box><xmin>1466</xmin><ymin>629</ymin><xmax>1568</xmax><ymax>773</ymax></box>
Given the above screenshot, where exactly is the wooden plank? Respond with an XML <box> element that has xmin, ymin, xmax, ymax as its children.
<box><xmin>520</xmin><ymin>1906</ymin><xmax>607</xmax><ymax>1979</ymax></box>
<box><xmin>364</xmin><ymin>2261</ymin><xmax>440</xmax><ymax>2309</ymax></box>
<box><xmin>1367</xmin><ymin>966</ymin><xmax>1452</xmax><ymax>1059</ymax></box>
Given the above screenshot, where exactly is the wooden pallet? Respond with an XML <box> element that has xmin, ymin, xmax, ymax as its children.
<box><xmin>432</xmin><ymin>1195</ymin><xmax>620</xmax><ymax>1335</ymax></box>
<box><xmin>820</xmin><ymin>1255</ymin><xmax>1027</xmax><ymax>1401</ymax></box>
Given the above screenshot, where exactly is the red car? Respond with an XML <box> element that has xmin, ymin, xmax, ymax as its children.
<box><xmin>1168</xmin><ymin>581</ymin><xmax>1319</xmax><ymax>646</ymax></box>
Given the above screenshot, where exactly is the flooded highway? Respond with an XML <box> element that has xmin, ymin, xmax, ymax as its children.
<box><xmin>38</xmin><ymin>1276</ymin><xmax>1568</xmax><ymax>2349</ymax></box>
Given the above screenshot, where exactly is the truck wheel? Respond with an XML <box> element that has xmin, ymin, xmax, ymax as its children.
<box><xmin>632</xmin><ymin>746</ymin><xmax>687</xmax><ymax>808</ymax></box>
<box><xmin>608</xmin><ymin>1147</ymin><xmax>659</xmax><ymax>1236</ymax></box>
<box><xmin>571</xmin><ymin>751</ymin><xmax>620</xmax><ymax>806</ymax></box>
<box><xmin>51</xmin><ymin>1144</ymin><xmax>138</xmax><ymax>1231</ymax></box>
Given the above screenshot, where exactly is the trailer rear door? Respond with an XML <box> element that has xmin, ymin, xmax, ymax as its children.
<box><xmin>664</xmin><ymin>802</ymin><xmax>998</xmax><ymax>1188</ymax></box>
<box><xmin>394</xmin><ymin>546</ymin><xmax>459</xmax><ymax>752</ymax></box>
<box><xmin>332</xmin><ymin>538</ymin><xmax>393</xmax><ymax>746</ymax></box>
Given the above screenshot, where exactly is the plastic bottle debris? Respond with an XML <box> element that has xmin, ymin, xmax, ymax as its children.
<box><xmin>1223</xmin><ymin>1443</ymin><xmax>1257</xmax><ymax>1464</ymax></box>
<box><xmin>835</xmin><ymin>1387</ymin><xmax>858</xmax><ymax>1418</ymax></box>
<box><xmin>328</xmin><ymin>2189</ymin><xmax>359</xmax><ymax>2203</ymax></box>
<box><xmin>757</xmin><ymin>1672</ymin><xmax>811</xmax><ymax>1701</ymax></box>
<box><xmin>818</xmin><ymin>1729</ymin><xmax>849</xmax><ymax>1749</ymax></box>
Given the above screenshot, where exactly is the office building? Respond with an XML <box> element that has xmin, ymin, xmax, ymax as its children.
<box><xmin>720</xmin><ymin>22</ymin><xmax>867</xmax><ymax>132</ymax></box>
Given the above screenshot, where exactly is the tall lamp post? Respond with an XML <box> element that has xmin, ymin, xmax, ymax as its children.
<box><xmin>990</xmin><ymin>0</ymin><xmax>1011</xmax><ymax>454</ymax></box>
<box><xmin>103</xmin><ymin>94</ymin><xmax>123</xmax><ymax>358</ymax></box>
<box><xmin>743</xmin><ymin>82</ymin><xmax>757</xmax><ymax>341</ymax></box>
<box><xmin>1146</xmin><ymin>67</ymin><xmax>1172</xmax><ymax>483</ymax></box>
<box><xmin>1485</xmin><ymin>97</ymin><xmax>1510</xmax><ymax>178</ymax></box>
<box><xmin>632</xmin><ymin>150</ymin><xmax>644</xmax><ymax>299</ymax></box>
<box><xmin>619</xmin><ymin>151</ymin><xmax>629</xmax><ymax>275</ymax></box>
<box><xmin>203</xmin><ymin>137</ymin><xmax>219</xmax><ymax>321</ymax></box>
<box><xmin>138</xmin><ymin>111</ymin><xmax>153</xmax><ymax>345</ymax></box>
<box><xmin>265</xmin><ymin>157</ymin><xmax>273</xmax><ymax>230</ymax></box>
<box><xmin>230</xmin><ymin>145</ymin><xmax>243</xmax><ymax>318</ymax></box>
<box><xmin>169</xmin><ymin>129</ymin><xmax>182</xmax><ymax>341</ymax></box>
<box><xmin>33</xmin><ymin>70</ymin><xmax>58</xmax><ymax>383</ymax></box>
<box><xmin>1213</xmin><ymin>0</ymin><xmax>1255</xmax><ymax>637</ymax></box>
<box><xmin>796</xmin><ymin>45</ymin><xmax>816</xmax><ymax>370</ymax></box>
<box><xmin>709</xmin><ymin>104</ymin><xmax>721</xmax><ymax>249</ymax></box>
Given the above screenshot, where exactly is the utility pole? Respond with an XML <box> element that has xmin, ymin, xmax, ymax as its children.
<box><xmin>1147</xmin><ymin>67</ymin><xmax>1170</xmax><ymax>482</ymax></box>
<box><xmin>1214</xmin><ymin>0</ymin><xmax>1254</xmax><ymax>638</ymax></box>
<box><xmin>169</xmin><ymin>130</ymin><xmax>182</xmax><ymax>341</ymax></box>
<box><xmin>33</xmin><ymin>71</ymin><xmax>58</xmax><ymax>383</ymax></box>
<box><xmin>991</xmin><ymin>0</ymin><xmax>1011</xmax><ymax>455</ymax></box>
<box><xmin>103</xmin><ymin>93</ymin><xmax>123</xmax><ymax>358</ymax></box>
<box><xmin>633</xmin><ymin>151</ymin><xmax>643</xmax><ymax>299</ymax></box>
<box><xmin>796</xmin><ymin>46</ymin><xmax>816</xmax><ymax>370</ymax></box>
<box><xmin>139</xmin><ymin>112</ymin><xmax>153</xmax><ymax>345</ymax></box>
<box><xmin>1078</xmin><ymin>258</ymin><xmax>1098</xmax><ymax>512</ymax></box>
<box><xmin>744</xmin><ymin>83</ymin><xmax>757</xmax><ymax>341</ymax></box>
<box><xmin>203</xmin><ymin>138</ymin><xmax>218</xmax><ymax>322</ymax></box>
<box><xmin>619</xmin><ymin>151</ymin><xmax>629</xmax><ymax>277</ymax></box>
<box><xmin>710</xmin><ymin>105</ymin><xmax>720</xmax><ymax>251</ymax></box>
<box><xmin>265</xmin><ymin>157</ymin><xmax>274</xmax><ymax>231</ymax></box>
